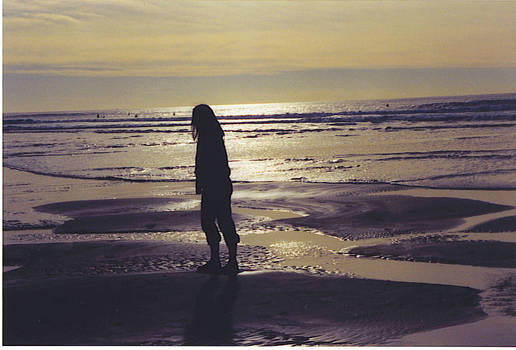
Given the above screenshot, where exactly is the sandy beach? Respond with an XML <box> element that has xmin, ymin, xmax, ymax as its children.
<box><xmin>3</xmin><ymin>167</ymin><xmax>516</xmax><ymax>345</ymax></box>
<box><xmin>4</xmin><ymin>0</ymin><xmax>516</xmax><ymax>345</ymax></box>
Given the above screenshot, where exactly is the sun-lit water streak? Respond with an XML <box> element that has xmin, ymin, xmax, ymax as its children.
<box><xmin>3</xmin><ymin>93</ymin><xmax>516</xmax><ymax>189</ymax></box>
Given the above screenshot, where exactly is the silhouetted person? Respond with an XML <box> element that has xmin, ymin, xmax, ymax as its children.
<box><xmin>192</xmin><ymin>104</ymin><xmax>240</xmax><ymax>274</ymax></box>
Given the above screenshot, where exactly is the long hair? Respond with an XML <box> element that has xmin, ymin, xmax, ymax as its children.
<box><xmin>191</xmin><ymin>104</ymin><xmax>224</xmax><ymax>141</ymax></box>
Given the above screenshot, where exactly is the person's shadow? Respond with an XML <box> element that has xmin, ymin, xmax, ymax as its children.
<box><xmin>184</xmin><ymin>275</ymin><xmax>240</xmax><ymax>345</ymax></box>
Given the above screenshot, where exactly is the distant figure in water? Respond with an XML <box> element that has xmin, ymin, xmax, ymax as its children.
<box><xmin>192</xmin><ymin>104</ymin><xmax>240</xmax><ymax>274</ymax></box>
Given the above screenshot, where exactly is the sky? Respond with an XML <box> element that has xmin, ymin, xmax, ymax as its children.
<box><xmin>3</xmin><ymin>0</ymin><xmax>516</xmax><ymax>113</ymax></box>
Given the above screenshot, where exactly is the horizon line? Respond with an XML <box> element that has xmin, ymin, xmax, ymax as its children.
<box><xmin>4</xmin><ymin>91</ymin><xmax>516</xmax><ymax>115</ymax></box>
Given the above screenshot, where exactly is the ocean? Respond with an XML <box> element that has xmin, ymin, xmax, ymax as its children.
<box><xmin>3</xmin><ymin>92</ymin><xmax>516</xmax><ymax>189</ymax></box>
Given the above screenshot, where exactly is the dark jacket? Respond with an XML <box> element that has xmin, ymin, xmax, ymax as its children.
<box><xmin>195</xmin><ymin>135</ymin><xmax>231</xmax><ymax>195</ymax></box>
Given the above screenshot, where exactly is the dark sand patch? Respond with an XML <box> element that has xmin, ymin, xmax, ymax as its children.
<box><xmin>34</xmin><ymin>198</ymin><xmax>253</xmax><ymax>234</ymax></box>
<box><xmin>348</xmin><ymin>237</ymin><xmax>516</xmax><ymax>267</ymax></box>
<box><xmin>3</xmin><ymin>219</ymin><xmax>56</xmax><ymax>231</ymax></box>
<box><xmin>466</xmin><ymin>215</ymin><xmax>516</xmax><ymax>233</ymax></box>
<box><xmin>34</xmin><ymin>197</ymin><xmax>201</xmax><ymax>234</ymax></box>
<box><xmin>30</xmin><ymin>183</ymin><xmax>512</xmax><ymax>239</ymax></box>
<box><xmin>232</xmin><ymin>182</ymin><xmax>512</xmax><ymax>239</ymax></box>
<box><xmin>278</xmin><ymin>195</ymin><xmax>511</xmax><ymax>239</ymax></box>
<box><xmin>3</xmin><ymin>270</ymin><xmax>484</xmax><ymax>346</ymax></box>
<box><xmin>481</xmin><ymin>275</ymin><xmax>516</xmax><ymax>317</ymax></box>
<box><xmin>34</xmin><ymin>197</ymin><xmax>190</xmax><ymax>217</ymax></box>
<box><xmin>53</xmin><ymin>210</ymin><xmax>203</xmax><ymax>234</ymax></box>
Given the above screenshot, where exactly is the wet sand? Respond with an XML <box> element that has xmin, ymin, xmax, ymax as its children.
<box><xmin>348</xmin><ymin>237</ymin><xmax>516</xmax><ymax>267</ymax></box>
<box><xmin>233</xmin><ymin>181</ymin><xmax>513</xmax><ymax>239</ymax></box>
<box><xmin>4</xmin><ymin>253</ymin><xmax>484</xmax><ymax>345</ymax></box>
<box><xmin>3</xmin><ymin>167</ymin><xmax>516</xmax><ymax>345</ymax></box>
<box><xmin>279</xmin><ymin>194</ymin><xmax>511</xmax><ymax>239</ymax></box>
<box><xmin>467</xmin><ymin>215</ymin><xmax>516</xmax><ymax>233</ymax></box>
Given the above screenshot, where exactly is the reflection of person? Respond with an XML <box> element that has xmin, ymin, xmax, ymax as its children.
<box><xmin>192</xmin><ymin>104</ymin><xmax>240</xmax><ymax>274</ymax></box>
<box><xmin>184</xmin><ymin>275</ymin><xmax>239</xmax><ymax>345</ymax></box>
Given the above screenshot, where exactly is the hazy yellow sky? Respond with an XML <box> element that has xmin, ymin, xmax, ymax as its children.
<box><xmin>3</xmin><ymin>0</ymin><xmax>516</xmax><ymax>112</ymax></box>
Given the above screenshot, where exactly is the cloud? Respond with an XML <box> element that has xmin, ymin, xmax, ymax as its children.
<box><xmin>3</xmin><ymin>1</ymin><xmax>516</xmax><ymax>78</ymax></box>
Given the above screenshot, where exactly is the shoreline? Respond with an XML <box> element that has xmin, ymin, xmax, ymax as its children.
<box><xmin>3</xmin><ymin>167</ymin><xmax>516</xmax><ymax>345</ymax></box>
<box><xmin>5</xmin><ymin>163</ymin><xmax>516</xmax><ymax>191</ymax></box>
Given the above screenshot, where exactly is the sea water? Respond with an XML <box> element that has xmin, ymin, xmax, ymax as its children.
<box><xmin>3</xmin><ymin>93</ymin><xmax>516</xmax><ymax>189</ymax></box>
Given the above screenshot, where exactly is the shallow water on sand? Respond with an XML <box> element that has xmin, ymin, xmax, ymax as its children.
<box><xmin>4</xmin><ymin>168</ymin><xmax>515</xmax><ymax>291</ymax></box>
<box><xmin>3</xmin><ymin>168</ymin><xmax>516</xmax><ymax>345</ymax></box>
